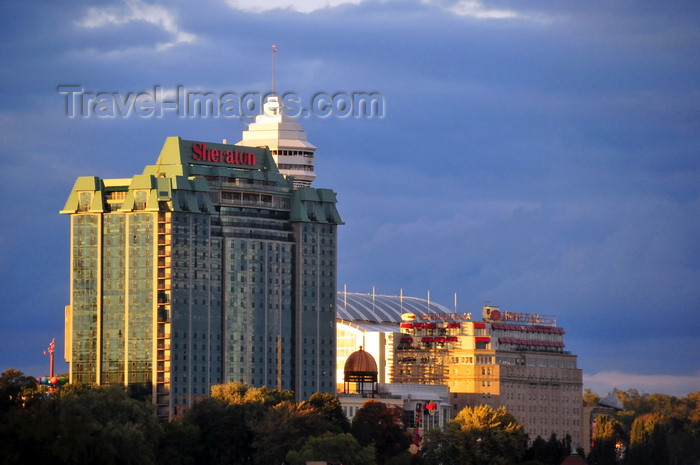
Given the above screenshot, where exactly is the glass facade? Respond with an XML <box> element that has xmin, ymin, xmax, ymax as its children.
<box><xmin>62</xmin><ymin>137</ymin><xmax>342</xmax><ymax>418</ymax></box>
<box><xmin>294</xmin><ymin>223</ymin><xmax>338</xmax><ymax>399</ymax></box>
<box><xmin>71</xmin><ymin>214</ymin><xmax>99</xmax><ymax>384</ymax></box>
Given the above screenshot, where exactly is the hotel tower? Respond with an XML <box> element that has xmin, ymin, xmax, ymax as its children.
<box><xmin>61</xmin><ymin>103</ymin><xmax>341</xmax><ymax>417</ymax></box>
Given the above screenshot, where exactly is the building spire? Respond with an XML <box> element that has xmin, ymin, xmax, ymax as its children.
<box><xmin>237</xmin><ymin>44</ymin><xmax>318</xmax><ymax>189</ymax></box>
<box><xmin>271</xmin><ymin>44</ymin><xmax>277</xmax><ymax>95</ymax></box>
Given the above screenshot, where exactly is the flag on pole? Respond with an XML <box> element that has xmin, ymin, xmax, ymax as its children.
<box><xmin>272</xmin><ymin>44</ymin><xmax>277</xmax><ymax>53</ymax></box>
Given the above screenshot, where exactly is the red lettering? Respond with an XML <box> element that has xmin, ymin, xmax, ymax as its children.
<box><xmin>192</xmin><ymin>142</ymin><xmax>205</xmax><ymax>160</ymax></box>
<box><xmin>191</xmin><ymin>143</ymin><xmax>257</xmax><ymax>166</ymax></box>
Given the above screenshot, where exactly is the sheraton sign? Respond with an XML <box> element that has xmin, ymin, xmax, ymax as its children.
<box><xmin>191</xmin><ymin>142</ymin><xmax>257</xmax><ymax>166</ymax></box>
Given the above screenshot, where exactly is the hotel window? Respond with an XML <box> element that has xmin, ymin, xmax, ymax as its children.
<box><xmin>134</xmin><ymin>190</ymin><xmax>147</xmax><ymax>210</ymax></box>
<box><xmin>78</xmin><ymin>192</ymin><xmax>92</xmax><ymax>211</ymax></box>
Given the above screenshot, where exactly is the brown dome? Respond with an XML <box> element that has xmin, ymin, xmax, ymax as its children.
<box><xmin>344</xmin><ymin>347</ymin><xmax>378</xmax><ymax>375</ymax></box>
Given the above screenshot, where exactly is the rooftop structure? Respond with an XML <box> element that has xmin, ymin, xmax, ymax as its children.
<box><xmin>335</xmin><ymin>291</ymin><xmax>456</xmax><ymax>385</ymax></box>
<box><xmin>237</xmin><ymin>95</ymin><xmax>317</xmax><ymax>189</ymax></box>
<box><xmin>343</xmin><ymin>346</ymin><xmax>378</xmax><ymax>396</ymax></box>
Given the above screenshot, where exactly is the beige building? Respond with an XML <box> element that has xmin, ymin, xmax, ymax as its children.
<box><xmin>392</xmin><ymin>306</ymin><xmax>583</xmax><ymax>446</ymax></box>
<box><xmin>336</xmin><ymin>292</ymin><xmax>583</xmax><ymax>448</ymax></box>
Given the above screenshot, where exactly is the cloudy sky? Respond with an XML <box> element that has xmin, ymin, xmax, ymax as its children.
<box><xmin>1</xmin><ymin>0</ymin><xmax>699</xmax><ymax>397</ymax></box>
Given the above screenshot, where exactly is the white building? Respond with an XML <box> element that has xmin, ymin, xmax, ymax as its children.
<box><xmin>237</xmin><ymin>95</ymin><xmax>317</xmax><ymax>188</ymax></box>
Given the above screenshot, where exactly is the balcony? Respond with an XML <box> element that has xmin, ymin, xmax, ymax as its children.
<box><xmin>157</xmin><ymin>268</ymin><xmax>171</xmax><ymax>278</ymax></box>
<box><xmin>157</xmin><ymin>349</ymin><xmax>171</xmax><ymax>361</ymax></box>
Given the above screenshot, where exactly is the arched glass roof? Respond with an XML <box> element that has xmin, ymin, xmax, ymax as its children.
<box><xmin>336</xmin><ymin>291</ymin><xmax>454</xmax><ymax>323</ymax></box>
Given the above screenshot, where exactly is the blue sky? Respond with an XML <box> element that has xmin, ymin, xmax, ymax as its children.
<box><xmin>1</xmin><ymin>0</ymin><xmax>699</xmax><ymax>397</ymax></box>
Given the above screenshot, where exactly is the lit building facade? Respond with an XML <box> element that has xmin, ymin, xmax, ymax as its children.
<box><xmin>61</xmin><ymin>137</ymin><xmax>341</xmax><ymax>417</ymax></box>
<box><xmin>336</xmin><ymin>291</ymin><xmax>455</xmax><ymax>388</ymax></box>
<box><xmin>336</xmin><ymin>292</ymin><xmax>583</xmax><ymax>447</ymax></box>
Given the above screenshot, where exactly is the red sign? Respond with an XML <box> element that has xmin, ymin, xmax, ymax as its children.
<box><xmin>418</xmin><ymin>312</ymin><xmax>472</xmax><ymax>321</ymax></box>
<box><xmin>192</xmin><ymin>142</ymin><xmax>257</xmax><ymax>166</ymax></box>
<box><xmin>501</xmin><ymin>311</ymin><xmax>556</xmax><ymax>326</ymax></box>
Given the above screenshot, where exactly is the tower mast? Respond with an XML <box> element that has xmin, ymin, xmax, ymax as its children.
<box><xmin>271</xmin><ymin>44</ymin><xmax>277</xmax><ymax>95</ymax></box>
<box><xmin>44</xmin><ymin>338</ymin><xmax>55</xmax><ymax>377</ymax></box>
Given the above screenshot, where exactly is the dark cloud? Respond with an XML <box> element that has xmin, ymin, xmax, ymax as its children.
<box><xmin>1</xmin><ymin>0</ymin><xmax>698</xmax><ymax>390</ymax></box>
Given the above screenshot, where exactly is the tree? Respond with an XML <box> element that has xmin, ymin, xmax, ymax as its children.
<box><xmin>583</xmin><ymin>388</ymin><xmax>601</xmax><ymax>407</ymax></box>
<box><xmin>588</xmin><ymin>414</ymin><xmax>620</xmax><ymax>465</ymax></box>
<box><xmin>286</xmin><ymin>432</ymin><xmax>377</xmax><ymax>465</ymax></box>
<box><xmin>626</xmin><ymin>414</ymin><xmax>668</xmax><ymax>465</ymax></box>
<box><xmin>251</xmin><ymin>400</ymin><xmax>335</xmax><ymax>465</ymax></box>
<box><xmin>210</xmin><ymin>381</ymin><xmax>293</xmax><ymax>408</ymax></box>
<box><xmin>157</xmin><ymin>420</ymin><xmax>201</xmax><ymax>465</ymax></box>
<box><xmin>421</xmin><ymin>405</ymin><xmax>526</xmax><ymax>465</ymax></box>
<box><xmin>351</xmin><ymin>400</ymin><xmax>412</xmax><ymax>464</ymax></box>
<box><xmin>58</xmin><ymin>385</ymin><xmax>162</xmax><ymax>464</ymax></box>
<box><xmin>308</xmin><ymin>391</ymin><xmax>351</xmax><ymax>433</ymax></box>
<box><xmin>0</xmin><ymin>368</ymin><xmax>40</xmax><ymax>412</ymax></box>
<box><xmin>0</xmin><ymin>382</ymin><xmax>56</xmax><ymax>465</ymax></box>
<box><xmin>180</xmin><ymin>397</ymin><xmax>256</xmax><ymax>465</ymax></box>
<box><xmin>525</xmin><ymin>433</ymin><xmax>571</xmax><ymax>465</ymax></box>
<box><xmin>421</xmin><ymin>422</ymin><xmax>479</xmax><ymax>465</ymax></box>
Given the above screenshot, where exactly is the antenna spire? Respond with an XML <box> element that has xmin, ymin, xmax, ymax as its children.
<box><xmin>44</xmin><ymin>338</ymin><xmax>55</xmax><ymax>377</ymax></box>
<box><xmin>271</xmin><ymin>44</ymin><xmax>277</xmax><ymax>95</ymax></box>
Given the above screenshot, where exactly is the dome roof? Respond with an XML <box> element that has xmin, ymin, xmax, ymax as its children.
<box><xmin>344</xmin><ymin>347</ymin><xmax>378</xmax><ymax>375</ymax></box>
<box><xmin>337</xmin><ymin>291</ymin><xmax>453</xmax><ymax>323</ymax></box>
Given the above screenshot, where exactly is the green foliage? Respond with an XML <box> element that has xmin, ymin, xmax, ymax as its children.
<box><xmin>524</xmin><ymin>433</ymin><xmax>571</xmax><ymax>465</ymax></box>
<box><xmin>588</xmin><ymin>414</ymin><xmax>621</xmax><ymax>465</ymax></box>
<box><xmin>286</xmin><ymin>432</ymin><xmax>377</xmax><ymax>465</ymax></box>
<box><xmin>583</xmin><ymin>388</ymin><xmax>601</xmax><ymax>407</ymax></box>
<box><xmin>0</xmin><ymin>368</ymin><xmax>40</xmax><ymax>412</ymax></box>
<box><xmin>54</xmin><ymin>385</ymin><xmax>162</xmax><ymax>464</ymax></box>
<box><xmin>7</xmin><ymin>368</ymin><xmax>697</xmax><ymax>465</ymax></box>
<box><xmin>308</xmin><ymin>391</ymin><xmax>351</xmax><ymax>432</ymax></box>
<box><xmin>157</xmin><ymin>420</ymin><xmax>201</xmax><ymax>465</ymax></box>
<box><xmin>351</xmin><ymin>400</ymin><xmax>412</xmax><ymax>465</ymax></box>
<box><xmin>0</xmin><ymin>380</ymin><xmax>163</xmax><ymax>465</ymax></box>
<box><xmin>626</xmin><ymin>414</ymin><xmax>668</xmax><ymax>465</ymax></box>
<box><xmin>210</xmin><ymin>381</ymin><xmax>294</xmax><ymax>407</ymax></box>
<box><xmin>421</xmin><ymin>404</ymin><xmax>526</xmax><ymax>465</ymax></box>
<box><xmin>179</xmin><ymin>397</ymin><xmax>256</xmax><ymax>465</ymax></box>
<box><xmin>453</xmin><ymin>404</ymin><xmax>522</xmax><ymax>433</ymax></box>
<box><xmin>610</xmin><ymin>389</ymin><xmax>700</xmax><ymax>465</ymax></box>
<box><xmin>251</xmin><ymin>400</ymin><xmax>336</xmax><ymax>465</ymax></box>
